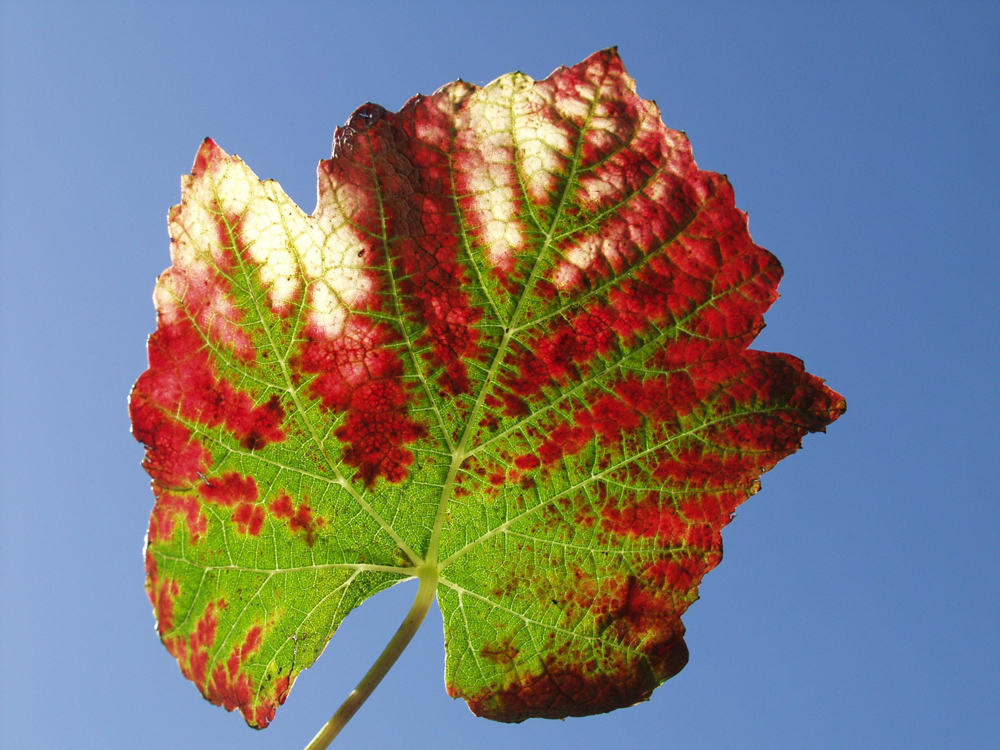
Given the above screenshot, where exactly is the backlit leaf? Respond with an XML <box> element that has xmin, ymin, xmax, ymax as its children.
<box><xmin>131</xmin><ymin>48</ymin><xmax>844</xmax><ymax>730</ymax></box>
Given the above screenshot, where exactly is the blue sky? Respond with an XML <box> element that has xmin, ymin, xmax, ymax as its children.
<box><xmin>1</xmin><ymin>2</ymin><xmax>997</xmax><ymax>748</ymax></box>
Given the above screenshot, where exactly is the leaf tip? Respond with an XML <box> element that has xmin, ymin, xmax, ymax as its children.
<box><xmin>192</xmin><ymin>137</ymin><xmax>222</xmax><ymax>178</ymax></box>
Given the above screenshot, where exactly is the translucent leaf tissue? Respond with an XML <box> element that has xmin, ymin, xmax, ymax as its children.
<box><xmin>131</xmin><ymin>48</ymin><xmax>844</xmax><ymax>747</ymax></box>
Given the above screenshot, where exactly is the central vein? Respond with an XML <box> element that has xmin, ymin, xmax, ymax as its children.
<box><xmin>425</xmin><ymin>81</ymin><xmax>603</xmax><ymax>569</ymax></box>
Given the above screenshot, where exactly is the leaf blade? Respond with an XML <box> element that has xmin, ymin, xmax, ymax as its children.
<box><xmin>132</xmin><ymin>48</ymin><xmax>844</xmax><ymax>730</ymax></box>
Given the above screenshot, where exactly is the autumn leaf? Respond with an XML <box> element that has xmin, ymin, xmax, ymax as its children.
<box><xmin>131</xmin><ymin>48</ymin><xmax>844</xmax><ymax>743</ymax></box>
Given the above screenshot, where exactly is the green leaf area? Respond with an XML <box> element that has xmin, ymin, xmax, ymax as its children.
<box><xmin>131</xmin><ymin>49</ymin><xmax>844</xmax><ymax>732</ymax></box>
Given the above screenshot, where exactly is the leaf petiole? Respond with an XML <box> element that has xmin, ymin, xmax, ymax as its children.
<box><xmin>303</xmin><ymin>563</ymin><xmax>438</xmax><ymax>750</ymax></box>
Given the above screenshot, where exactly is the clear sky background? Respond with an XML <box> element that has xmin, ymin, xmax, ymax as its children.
<box><xmin>1</xmin><ymin>2</ymin><xmax>997</xmax><ymax>749</ymax></box>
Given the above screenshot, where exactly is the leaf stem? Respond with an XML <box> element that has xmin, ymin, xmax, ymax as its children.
<box><xmin>302</xmin><ymin>564</ymin><xmax>438</xmax><ymax>750</ymax></box>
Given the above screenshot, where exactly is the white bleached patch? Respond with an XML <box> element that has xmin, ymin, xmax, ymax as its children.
<box><xmin>454</xmin><ymin>76</ymin><xmax>531</xmax><ymax>272</ymax></box>
<box><xmin>308</xmin><ymin>280</ymin><xmax>349</xmax><ymax>337</ymax></box>
<box><xmin>559</xmin><ymin>95</ymin><xmax>591</xmax><ymax>121</ymax></box>
<box><xmin>163</xmin><ymin>172</ymin><xmax>250</xmax><ymax>357</ymax></box>
<box><xmin>169</xmin><ymin>144</ymin><xmax>377</xmax><ymax>339</ymax></box>
<box><xmin>311</xmin><ymin>178</ymin><xmax>375</xmax><ymax>332</ymax></box>
<box><xmin>644</xmin><ymin>178</ymin><xmax>669</xmax><ymax>205</ymax></box>
<box><xmin>416</xmin><ymin>118</ymin><xmax>447</xmax><ymax>145</ymax></box>
<box><xmin>514</xmin><ymin>117</ymin><xmax>571</xmax><ymax>204</ymax></box>
<box><xmin>576</xmin><ymin>171</ymin><xmax>620</xmax><ymax>207</ymax></box>
<box><xmin>552</xmin><ymin>261</ymin><xmax>583</xmax><ymax>291</ymax></box>
<box><xmin>564</xmin><ymin>234</ymin><xmax>600</xmax><ymax>270</ymax></box>
<box><xmin>152</xmin><ymin>266</ymin><xmax>187</xmax><ymax>324</ymax></box>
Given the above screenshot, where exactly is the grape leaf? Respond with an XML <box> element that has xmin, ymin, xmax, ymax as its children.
<box><xmin>131</xmin><ymin>48</ymin><xmax>845</xmax><ymax>734</ymax></box>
